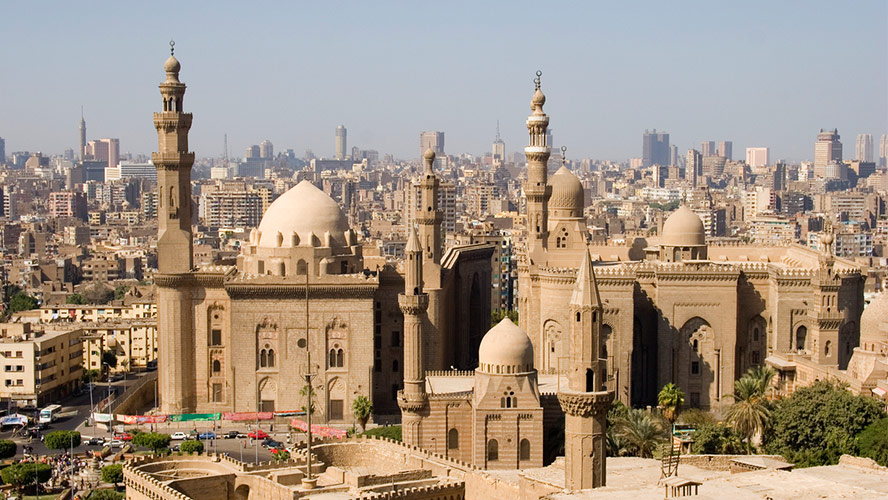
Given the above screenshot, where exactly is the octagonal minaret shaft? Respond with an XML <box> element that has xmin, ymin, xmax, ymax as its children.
<box><xmin>417</xmin><ymin>148</ymin><xmax>443</xmax><ymax>266</ymax></box>
<box><xmin>524</xmin><ymin>71</ymin><xmax>552</xmax><ymax>263</ymax></box>
<box><xmin>398</xmin><ymin>226</ymin><xmax>429</xmax><ymax>446</ymax></box>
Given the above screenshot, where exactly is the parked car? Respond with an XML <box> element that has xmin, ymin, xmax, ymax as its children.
<box><xmin>170</xmin><ymin>443</ymin><xmax>180</xmax><ymax>452</ymax></box>
<box><xmin>225</xmin><ymin>430</ymin><xmax>241</xmax><ymax>439</ymax></box>
<box><xmin>146</xmin><ymin>360</ymin><xmax>157</xmax><ymax>371</ymax></box>
<box><xmin>261</xmin><ymin>438</ymin><xmax>283</xmax><ymax>449</ymax></box>
<box><xmin>248</xmin><ymin>430</ymin><xmax>268</xmax><ymax>439</ymax></box>
<box><xmin>109</xmin><ymin>439</ymin><xmax>124</xmax><ymax>448</ymax></box>
<box><xmin>114</xmin><ymin>432</ymin><xmax>132</xmax><ymax>441</ymax></box>
<box><xmin>87</xmin><ymin>437</ymin><xmax>105</xmax><ymax>446</ymax></box>
<box><xmin>198</xmin><ymin>432</ymin><xmax>216</xmax><ymax>440</ymax></box>
<box><xmin>109</xmin><ymin>373</ymin><xmax>124</xmax><ymax>382</ymax></box>
<box><xmin>171</xmin><ymin>432</ymin><xmax>188</xmax><ymax>440</ymax></box>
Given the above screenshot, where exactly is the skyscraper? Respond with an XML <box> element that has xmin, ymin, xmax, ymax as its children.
<box><xmin>492</xmin><ymin>122</ymin><xmax>505</xmax><ymax>163</ymax></box>
<box><xmin>84</xmin><ymin>138</ymin><xmax>119</xmax><ymax>169</ymax></box>
<box><xmin>814</xmin><ymin>129</ymin><xmax>842</xmax><ymax>170</ymax></box>
<box><xmin>746</xmin><ymin>147</ymin><xmax>770</xmax><ymax>168</ymax></box>
<box><xmin>259</xmin><ymin>139</ymin><xmax>273</xmax><ymax>159</ymax></box>
<box><xmin>0</xmin><ymin>137</ymin><xmax>5</xmax><ymax>165</ymax></box>
<box><xmin>856</xmin><ymin>133</ymin><xmax>873</xmax><ymax>162</ymax></box>
<box><xmin>686</xmin><ymin>149</ymin><xmax>702</xmax><ymax>187</ymax></box>
<box><xmin>670</xmin><ymin>144</ymin><xmax>679</xmax><ymax>167</ymax></box>
<box><xmin>642</xmin><ymin>129</ymin><xmax>669</xmax><ymax>167</ymax></box>
<box><xmin>701</xmin><ymin>141</ymin><xmax>716</xmax><ymax>157</ymax></box>
<box><xmin>335</xmin><ymin>125</ymin><xmax>347</xmax><ymax>160</ymax></box>
<box><xmin>717</xmin><ymin>141</ymin><xmax>732</xmax><ymax>161</ymax></box>
<box><xmin>880</xmin><ymin>134</ymin><xmax>888</xmax><ymax>168</ymax></box>
<box><xmin>420</xmin><ymin>131</ymin><xmax>445</xmax><ymax>158</ymax></box>
<box><xmin>79</xmin><ymin>110</ymin><xmax>86</xmax><ymax>161</ymax></box>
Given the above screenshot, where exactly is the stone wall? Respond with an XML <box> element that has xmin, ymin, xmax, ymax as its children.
<box><xmin>678</xmin><ymin>454</ymin><xmax>786</xmax><ymax>471</ymax></box>
<box><xmin>114</xmin><ymin>371</ymin><xmax>157</xmax><ymax>415</ymax></box>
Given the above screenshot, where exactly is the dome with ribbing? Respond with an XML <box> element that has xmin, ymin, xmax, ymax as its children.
<box><xmin>860</xmin><ymin>291</ymin><xmax>888</xmax><ymax>351</ymax></box>
<box><xmin>256</xmin><ymin>180</ymin><xmax>349</xmax><ymax>248</ymax></box>
<box><xmin>662</xmin><ymin>205</ymin><xmax>706</xmax><ymax>247</ymax></box>
<box><xmin>548</xmin><ymin>165</ymin><xmax>584</xmax><ymax>217</ymax></box>
<box><xmin>478</xmin><ymin>319</ymin><xmax>534</xmax><ymax>374</ymax></box>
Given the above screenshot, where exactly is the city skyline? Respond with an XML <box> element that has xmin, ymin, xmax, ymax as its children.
<box><xmin>1</xmin><ymin>1</ymin><xmax>886</xmax><ymax>162</ymax></box>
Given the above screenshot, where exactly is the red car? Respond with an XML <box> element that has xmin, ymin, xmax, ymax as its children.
<box><xmin>114</xmin><ymin>433</ymin><xmax>133</xmax><ymax>441</ymax></box>
<box><xmin>248</xmin><ymin>430</ymin><xmax>268</xmax><ymax>439</ymax></box>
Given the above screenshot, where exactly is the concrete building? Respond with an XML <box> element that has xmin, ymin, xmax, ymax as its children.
<box><xmin>856</xmin><ymin>133</ymin><xmax>873</xmax><ymax>162</ymax></box>
<box><xmin>335</xmin><ymin>126</ymin><xmax>347</xmax><ymax>160</ymax></box>
<box><xmin>746</xmin><ymin>147</ymin><xmax>769</xmax><ymax>168</ymax></box>
<box><xmin>0</xmin><ymin>324</ymin><xmax>83</xmax><ymax>408</ymax></box>
<box><xmin>259</xmin><ymin>140</ymin><xmax>273</xmax><ymax>159</ymax></box>
<box><xmin>717</xmin><ymin>140</ymin><xmax>732</xmax><ymax>160</ymax></box>
<box><xmin>48</xmin><ymin>191</ymin><xmax>87</xmax><ymax>220</ymax></box>
<box><xmin>105</xmin><ymin>161</ymin><xmax>157</xmax><ymax>182</ymax></box>
<box><xmin>814</xmin><ymin>129</ymin><xmax>842</xmax><ymax>173</ymax></box>
<box><xmin>84</xmin><ymin>138</ymin><xmax>120</xmax><ymax>169</ymax></box>
<box><xmin>700</xmin><ymin>141</ymin><xmax>716</xmax><ymax>158</ymax></box>
<box><xmin>199</xmin><ymin>190</ymin><xmax>263</xmax><ymax>229</ymax></box>
<box><xmin>641</xmin><ymin>129</ymin><xmax>669</xmax><ymax>167</ymax></box>
<box><xmin>420</xmin><ymin>131</ymin><xmax>445</xmax><ymax>158</ymax></box>
<box><xmin>880</xmin><ymin>134</ymin><xmax>888</xmax><ymax>168</ymax></box>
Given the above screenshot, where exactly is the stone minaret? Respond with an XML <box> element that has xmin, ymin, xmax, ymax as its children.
<box><xmin>524</xmin><ymin>71</ymin><xmax>552</xmax><ymax>265</ymax></box>
<box><xmin>152</xmin><ymin>42</ymin><xmax>196</xmax><ymax>414</ymax></box>
<box><xmin>398</xmin><ymin>226</ymin><xmax>429</xmax><ymax>445</ymax></box>
<box><xmin>417</xmin><ymin>148</ymin><xmax>442</xmax><ymax>266</ymax></box>
<box><xmin>558</xmin><ymin>247</ymin><xmax>614</xmax><ymax>490</ymax></box>
<box><xmin>79</xmin><ymin>109</ymin><xmax>86</xmax><ymax>161</ymax></box>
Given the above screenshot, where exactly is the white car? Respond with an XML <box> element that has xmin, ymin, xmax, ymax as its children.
<box><xmin>171</xmin><ymin>432</ymin><xmax>188</xmax><ymax>440</ymax></box>
<box><xmin>109</xmin><ymin>439</ymin><xmax>124</xmax><ymax>448</ymax></box>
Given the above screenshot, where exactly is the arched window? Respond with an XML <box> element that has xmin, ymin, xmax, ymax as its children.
<box><xmin>336</xmin><ymin>349</ymin><xmax>344</xmax><ymax>367</ymax></box>
<box><xmin>448</xmin><ymin>428</ymin><xmax>459</xmax><ymax>450</ymax></box>
<box><xmin>753</xmin><ymin>327</ymin><xmax>760</xmax><ymax>342</ymax></box>
<box><xmin>212</xmin><ymin>360</ymin><xmax>221</xmax><ymax>373</ymax></box>
<box><xmin>329</xmin><ymin>349</ymin><xmax>336</xmax><ymax>368</ymax></box>
<box><xmin>825</xmin><ymin>340</ymin><xmax>832</xmax><ymax>357</ymax></box>
<box><xmin>267</xmin><ymin>349</ymin><xmax>275</xmax><ymax>367</ymax></box>
<box><xmin>796</xmin><ymin>326</ymin><xmax>807</xmax><ymax>351</ymax></box>
<box><xmin>487</xmin><ymin>440</ymin><xmax>498</xmax><ymax>461</ymax></box>
<box><xmin>392</xmin><ymin>359</ymin><xmax>399</xmax><ymax>372</ymax></box>
<box><xmin>259</xmin><ymin>350</ymin><xmax>268</xmax><ymax>368</ymax></box>
<box><xmin>519</xmin><ymin>439</ymin><xmax>530</xmax><ymax>460</ymax></box>
<box><xmin>673</xmin><ymin>248</ymin><xmax>681</xmax><ymax>262</ymax></box>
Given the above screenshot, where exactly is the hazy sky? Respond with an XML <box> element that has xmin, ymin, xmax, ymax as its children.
<box><xmin>2</xmin><ymin>1</ymin><xmax>886</xmax><ymax>163</ymax></box>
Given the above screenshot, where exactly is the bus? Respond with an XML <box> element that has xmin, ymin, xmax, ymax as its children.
<box><xmin>38</xmin><ymin>404</ymin><xmax>62</xmax><ymax>424</ymax></box>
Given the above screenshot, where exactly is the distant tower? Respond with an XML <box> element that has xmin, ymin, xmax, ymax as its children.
<box><xmin>152</xmin><ymin>41</ymin><xmax>196</xmax><ymax>414</ymax></box>
<box><xmin>880</xmin><ymin>134</ymin><xmax>888</xmax><ymax>168</ymax></box>
<box><xmin>856</xmin><ymin>133</ymin><xmax>873</xmax><ymax>162</ymax></box>
<box><xmin>524</xmin><ymin>71</ymin><xmax>552</xmax><ymax>262</ymax></box>
<box><xmin>700</xmin><ymin>141</ymin><xmax>716</xmax><ymax>158</ymax></box>
<box><xmin>417</xmin><ymin>148</ymin><xmax>442</xmax><ymax>266</ymax></box>
<box><xmin>558</xmin><ymin>248</ymin><xmax>614</xmax><ymax>490</ymax></box>
<box><xmin>814</xmin><ymin>129</ymin><xmax>842</xmax><ymax>170</ymax></box>
<box><xmin>79</xmin><ymin>109</ymin><xmax>86</xmax><ymax>161</ymax></box>
<box><xmin>335</xmin><ymin>125</ymin><xmax>347</xmax><ymax>160</ymax></box>
<box><xmin>397</xmin><ymin>226</ymin><xmax>429</xmax><ymax>446</ymax></box>
<box><xmin>492</xmin><ymin>121</ymin><xmax>505</xmax><ymax>164</ymax></box>
<box><xmin>686</xmin><ymin>149</ymin><xmax>702</xmax><ymax>188</ymax></box>
<box><xmin>259</xmin><ymin>139</ymin><xmax>274</xmax><ymax>159</ymax></box>
<box><xmin>717</xmin><ymin>141</ymin><xmax>732</xmax><ymax>161</ymax></box>
<box><xmin>642</xmin><ymin>129</ymin><xmax>670</xmax><ymax>167</ymax></box>
<box><xmin>419</xmin><ymin>131</ymin><xmax>445</xmax><ymax>158</ymax></box>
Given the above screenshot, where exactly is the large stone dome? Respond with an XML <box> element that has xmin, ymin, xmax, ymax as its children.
<box><xmin>549</xmin><ymin>165</ymin><xmax>583</xmax><ymax>217</ymax></box>
<box><xmin>256</xmin><ymin>180</ymin><xmax>349</xmax><ymax>248</ymax></box>
<box><xmin>662</xmin><ymin>205</ymin><xmax>706</xmax><ymax>247</ymax></box>
<box><xmin>860</xmin><ymin>291</ymin><xmax>888</xmax><ymax>351</ymax></box>
<box><xmin>478</xmin><ymin>319</ymin><xmax>534</xmax><ymax>374</ymax></box>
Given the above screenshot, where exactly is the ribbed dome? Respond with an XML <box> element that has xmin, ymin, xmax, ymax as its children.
<box><xmin>860</xmin><ymin>292</ymin><xmax>888</xmax><ymax>351</ymax></box>
<box><xmin>478</xmin><ymin>319</ymin><xmax>534</xmax><ymax>373</ymax></box>
<box><xmin>662</xmin><ymin>205</ymin><xmax>706</xmax><ymax>247</ymax></box>
<box><xmin>256</xmin><ymin>180</ymin><xmax>349</xmax><ymax>248</ymax></box>
<box><xmin>549</xmin><ymin>165</ymin><xmax>583</xmax><ymax>217</ymax></box>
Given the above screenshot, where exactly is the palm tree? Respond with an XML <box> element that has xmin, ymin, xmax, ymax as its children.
<box><xmin>746</xmin><ymin>365</ymin><xmax>776</xmax><ymax>399</ymax></box>
<box><xmin>351</xmin><ymin>395</ymin><xmax>373</xmax><ymax>432</ymax></box>
<box><xmin>616</xmin><ymin>409</ymin><xmax>667</xmax><ymax>458</ymax></box>
<box><xmin>658</xmin><ymin>383</ymin><xmax>685</xmax><ymax>425</ymax></box>
<box><xmin>724</xmin><ymin>375</ymin><xmax>771</xmax><ymax>453</ymax></box>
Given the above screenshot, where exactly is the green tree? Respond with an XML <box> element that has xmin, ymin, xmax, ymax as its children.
<box><xmin>615</xmin><ymin>409</ymin><xmax>667</xmax><ymax>458</ymax></box>
<box><xmin>82</xmin><ymin>368</ymin><xmax>101</xmax><ymax>383</ymax></box>
<box><xmin>490</xmin><ymin>309</ymin><xmax>519</xmax><ymax>325</ymax></box>
<box><xmin>0</xmin><ymin>440</ymin><xmax>16</xmax><ymax>459</ymax></box>
<box><xmin>180</xmin><ymin>440</ymin><xmax>204</xmax><ymax>454</ymax></box>
<box><xmin>66</xmin><ymin>293</ymin><xmax>86</xmax><ymax>305</ymax></box>
<box><xmin>857</xmin><ymin>417</ymin><xmax>888</xmax><ymax>466</ymax></box>
<box><xmin>691</xmin><ymin>424</ymin><xmax>744</xmax><ymax>454</ymax></box>
<box><xmin>44</xmin><ymin>430</ymin><xmax>81</xmax><ymax>450</ymax></box>
<box><xmin>133</xmin><ymin>432</ymin><xmax>171</xmax><ymax>454</ymax></box>
<box><xmin>8</xmin><ymin>292</ymin><xmax>37</xmax><ymax>313</ymax></box>
<box><xmin>606</xmin><ymin>426</ymin><xmax>630</xmax><ymax>457</ymax></box>
<box><xmin>300</xmin><ymin>384</ymin><xmax>316</xmax><ymax>416</ymax></box>
<box><xmin>1</xmin><ymin>462</ymin><xmax>51</xmax><ymax>495</ymax></box>
<box><xmin>89</xmin><ymin>490</ymin><xmax>126</xmax><ymax>500</ymax></box>
<box><xmin>763</xmin><ymin>380</ymin><xmax>885</xmax><ymax>467</ymax></box>
<box><xmin>101</xmin><ymin>464</ymin><xmax>123</xmax><ymax>487</ymax></box>
<box><xmin>725</xmin><ymin>375</ymin><xmax>771</xmax><ymax>453</ymax></box>
<box><xmin>746</xmin><ymin>365</ymin><xmax>776</xmax><ymax>397</ymax></box>
<box><xmin>658</xmin><ymin>383</ymin><xmax>685</xmax><ymax>425</ymax></box>
<box><xmin>273</xmin><ymin>450</ymin><xmax>291</xmax><ymax>461</ymax></box>
<box><xmin>102</xmin><ymin>350</ymin><xmax>118</xmax><ymax>369</ymax></box>
<box><xmin>83</xmin><ymin>283</ymin><xmax>114</xmax><ymax>304</ymax></box>
<box><xmin>677</xmin><ymin>408</ymin><xmax>717</xmax><ymax>429</ymax></box>
<box><xmin>113</xmin><ymin>285</ymin><xmax>130</xmax><ymax>301</ymax></box>
<box><xmin>352</xmin><ymin>395</ymin><xmax>373</xmax><ymax>432</ymax></box>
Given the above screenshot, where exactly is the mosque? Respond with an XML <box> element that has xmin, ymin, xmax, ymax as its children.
<box><xmin>152</xmin><ymin>47</ymin><xmax>494</xmax><ymax>422</ymax></box>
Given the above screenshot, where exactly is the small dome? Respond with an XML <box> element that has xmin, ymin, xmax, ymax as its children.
<box><xmin>164</xmin><ymin>55</ymin><xmax>180</xmax><ymax>74</ymax></box>
<box><xmin>662</xmin><ymin>205</ymin><xmax>706</xmax><ymax>247</ymax></box>
<box><xmin>531</xmin><ymin>88</ymin><xmax>546</xmax><ymax>110</ymax></box>
<box><xmin>423</xmin><ymin>148</ymin><xmax>436</xmax><ymax>162</ymax></box>
<box><xmin>256</xmin><ymin>180</ymin><xmax>349</xmax><ymax>248</ymax></box>
<box><xmin>548</xmin><ymin>165</ymin><xmax>583</xmax><ymax>217</ymax></box>
<box><xmin>860</xmin><ymin>292</ymin><xmax>888</xmax><ymax>351</ymax></box>
<box><xmin>478</xmin><ymin>319</ymin><xmax>534</xmax><ymax>373</ymax></box>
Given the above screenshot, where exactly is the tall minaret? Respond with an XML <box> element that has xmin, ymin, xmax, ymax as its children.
<box><xmin>558</xmin><ymin>247</ymin><xmax>614</xmax><ymax>490</ymax></box>
<box><xmin>398</xmin><ymin>226</ymin><xmax>429</xmax><ymax>445</ymax></box>
<box><xmin>417</xmin><ymin>148</ymin><xmax>442</xmax><ymax>266</ymax></box>
<box><xmin>79</xmin><ymin>108</ymin><xmax>86</xmax><ymax>161</ymax></box>
<box><xmin>152</xmin><ymin>41</ymin><xmax>196</xmax><ymax>414</ymax></box>
<box><xmin>524</xmin><ymin>71</ymin><xmax>552</xmax><ymax>265</ymax></box>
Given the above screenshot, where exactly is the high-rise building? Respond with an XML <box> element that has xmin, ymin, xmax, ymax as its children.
<box><xmin>746</xmin><ymin>147</ymin><xmax>770</xmax><ymax>168</ymax></box>
<box><xmin>79</xmin><ymin>111</ymin><xmax>86</xmax><ymax>161</ymax></box>
<box><xmin>880</xmin><ymin>134</ymin><xmax>888</xmax><ymax>168</ymax></box>
<box><xmin>717</xmin><ymin>141</ymin><xmax>732</xmax><ymax>161</ymax></box>
<box><xmin>335</xmin><ymin>125</ymin><xmax>347</xmax><ymax>160</ymax></box>
<box><xmin>420</xmin><ymin>131</ymin><xmax>444</xmax><ymax>158</ymax></box>
<box><xmin>259</xmin><ymin>139</ymin><xmax>273</xmax><ymax>159</ymax></box>
<box><xmin>492</xmin><ymin>122</ymin><xmax>505</xmax><ymax>163</ymax></box>
<box><xmin>814</xmin><ymin>129</ymin><xmax>842</xmax><ymax>172</ymax></box>
<box><xmin>641</xmin><ymin>129</ymin><xmax>669</xmax><ymax>167</ymax></box>
<box><xmin>701</xmin><ymin>141</ymin><xmax>716</xmax><ymax>157</ymax></box>
<box><xmin>670</xmin><ymin>144</ymin><xmax>679</xmax><ymax>167</ymax></box>
<box><xmin>85</xmin><ymin>138</ymin><xmax>120</xmax><ymax>169</ymax></box>
<box><xmin>855</xmin><ymin>134</ymin><xmax>873</xmax><ymax>162</ymax></box>
<box><xmin>686</xmin><ymin>149</ymin><xmax>702</xmax><ymax>187</ymax></box>
<box><xmin>0</xmin><ymin>137</ymin><xmax>5</xmax><ymax>164</ymax></box>
<box><xmin>244</xmin><ymin>145</ymin><xmax>260</xmax><ymax>159</ymax></box>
